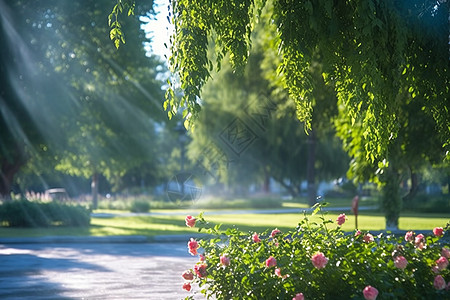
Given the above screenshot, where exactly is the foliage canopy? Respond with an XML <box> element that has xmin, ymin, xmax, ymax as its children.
<box><xmin>162</xmin><ymin>0</ymin><xmax>449</xmax><ymax>165</ymax></box>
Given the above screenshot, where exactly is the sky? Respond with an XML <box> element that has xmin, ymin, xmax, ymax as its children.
<box><xmin>141</xmin><ymin>0</ymin><xmax>172</xmax><ymax>62</ymax></box>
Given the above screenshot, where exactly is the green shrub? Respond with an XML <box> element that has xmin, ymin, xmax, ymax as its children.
<box><xmin>0</xmin><ymin>200</ymin><xmax>90</xmax><ymax>227</ymax></box>
<box><xmin>406</xmin><ymin>195</ymin><xmax>450</xmax><ymax>214</ymax></box>
<box><xmin>130</xmin><ymin>200</ymin><xmax>151</xmax><ymax>213</ymax></box>
<box><xmin>181</xmin><ymin>206</ymin><xmax>450</xmax><ymax>299</ymax></box>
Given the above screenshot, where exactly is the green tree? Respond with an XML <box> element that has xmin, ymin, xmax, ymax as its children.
<box><xmin>0</xmin><ymin>0</ymin><xmax>166</xmax><ymax>206</ymax></box>
<box><xmin>165</xmin><ymin>0</ymin><xmax>449</xmax><ymax>160</ymax></box>
<box><xmin>187</xmin><ymin>26</ymin><xmax>348</xmax><ymax>200</ymax></box>
<box><xmin>161</xmin><ymin>0</ymin><xmax>448</xmax><ymax>228</ymax></box>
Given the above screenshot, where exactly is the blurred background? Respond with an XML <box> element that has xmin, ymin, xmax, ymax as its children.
<box><xmin>0</xmin><ymin>0</ymin><xmax>448</xmax><ymax>219</ymax></box>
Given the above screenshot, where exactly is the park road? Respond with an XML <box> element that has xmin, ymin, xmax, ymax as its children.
<box><xmin>0</xmin><ymin>242</ymin><xmax>203</xmax><ymax>299</ymax></box>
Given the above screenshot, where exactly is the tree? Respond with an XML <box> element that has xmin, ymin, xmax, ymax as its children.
<box><xmin>160</xmin><ymin>0</ymin><xmax>448</xmax><ymax>228</ymax></box>
<box><xmin>0</xmin><ymin>0</ymin><xmax>166</xmax><ymax>205</ymax></box>
<box><xmin>187</xmin><ymin>24</ymin><xmax>348</xmax><ymax>200</ymax></box>
<box><xmin>111</xmin><ymin>1</ymin><xmax>448</xmax><ymax>226</ymax></box>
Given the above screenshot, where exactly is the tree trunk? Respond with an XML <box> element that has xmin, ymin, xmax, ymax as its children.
<box><xmin>307</xmin><ymin>130</ymin><xmax>317</xmax><ymax>206</ymax></box>
<box><xmin>91</xmin><ymin>172</ymin><xmax>99</xmax><ymax>209</ymax></box>
<box><xmin>0</xmin><ymin>158</ymin><xmax>25</xmax><ymax>200</ymax></box>
<box><xmin>403</xmin><ymin>167</ymin><xmax>419</xmax><ymax>203</ymax></box>
<box><xmin>381</xmin><ymin>165</ymin><xmax>402</xmax><ymax>231</ymax></box>
<box><xmin>263</xmin><ymin>168</ymin><xmax>270</xmax><ymax>194</ymax></box>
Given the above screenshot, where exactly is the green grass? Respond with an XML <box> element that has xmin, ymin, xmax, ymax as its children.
<box><xmin>0</xmin><ymin>210</ymin><xmax>448</xmax><ymax>238</ymax></box>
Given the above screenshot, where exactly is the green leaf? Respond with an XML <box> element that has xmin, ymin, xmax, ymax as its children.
<box><xmin>311</xmin><ymin>203</ymin><xmax>321</xmax><ymax>216</ymax></box>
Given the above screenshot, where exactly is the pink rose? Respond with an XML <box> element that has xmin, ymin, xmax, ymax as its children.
<box><xmin>185</xmin><ymin>215</ymin><xmax>196</xmax><ymax>228</ymax></box>
<box><xmin>183</xmin><ymin>282</ymin><xmax>191</xmax><ymax>291</ymax></box>
<box><xmin>182</xmin><ymin>270</ymin><xmax>194</xmax><ymax>281</ymax></box>
<box><xmin>404</xmin><ymin>231</ymin><xmax>414</xmax><ymax>242</ymax></box>
<box><xmin>363</xmin><ymin>233</ymin><xmax>374</xmax><ymax>243</ymax></box>
<box><xmin>275</xmin><ymin>268</ymin><xmax>288</xmax><ymax>279</ymax></box>
<box><xmin>442</xmin><ymin>247</ymin><xmax>450</xmax><ymax>259</ymax></box>
<box><xmin>292</xmin><ymin>293</ymin><xmax>304</xmax><ymax>300</ymax></box>
<box><xmin>363</xmin><ymin>285</ymin><xmax>379</xmax><ymax>300</ymax></box>
<box><xmin>433</xmin><ymin>227</ymin><xmax>444</xmax><ymax>237</ymax></box>
<box><xmin>220</xmin><ymin>255</ymin><xmax>230</xmax><ymax>267</ymax></box>
<box><xmin>265</xmin><ymin>256</ymin><xmax>277</xmax><ymax>268</ymax></box>
<box><xmin>434</xmin><ymin>275</ymin><xmax>446</xmax><ymax>290</ymax></box>
<box><xmin>199</xmin><ymin>254</ymin><xmax>205</xmax><ymax>261</ymax></box>
<box><xmin>271</xmin><ymin>228</ymin><xmax>282</xmax><ymax>238</ymax></box>
<box><xmin>436</xmin><ymin>256</ymin><xmax>449</xmax><ymax>270</ymax></box>
<box><xmin>394</xmin><ymin>256</ymin><xmax>408</xmax><ymax>270</ymax></box>
<box><xmin>194</xmin><ymin>263</ymin><xmax>207</xmax><ymax>278</ymax></box>
<box><xmin>336</xmin><ymin>213</ymin><xmax>346</xmax><ymax>226</ymax></box>
<box><xmin>188</xmin><ymin>238</ymin><xmax>199</xmax><ymax>256</ymax></box>
<box><xmin>311</xmin><ymin>252</ymin><xmax>328</xmax><ymax>269</ymax></box>
<box><xmin>252</xmin><ymin>232</ymin><xmax>261</xmax><ymax>243</ymax></box>
<box><xmin>355</xmin><ymin>230</ymin><xmax>362</xmax><ymax>237</ymax></box>
<box><xmin>414</xmin><ymin>234</ymin><xmax>425</xmax><ymax>250</ymax></box>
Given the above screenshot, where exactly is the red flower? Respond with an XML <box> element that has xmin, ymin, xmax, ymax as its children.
<box><xmin>271</xmin><ymin>228</ymin><xmax>282</xmax><ymax>238</ymax></box>
<box><xmin>433</xmin><ymin>227</ymin><xmax>444</xmax><ymax>237</ymax></box>
<box><xmin>292</xmin><ymin>292</ymin><xmax>304</xmax><ymax>300</ymax></box>
<box><xmin>436</xmin><ymin>256</ymin><xmax>449</xmax><ymax>270</ymax></box>
<box><xmin>363</xmin><ymin>233</ymin><xmax>374</xmax><ymax>243</ymax></box>
<box><xmin>185</xmin><ymin>215</ymin><xmax>196</xmax><ymax>228</ymax></box>
<box><xmin>336</xmin><ymin>213</ymin><xmax>346</xmax><ymax>226</ymax></box>
<box><xmin>252</xmin><ymin>232</ymin><xmax>261</xmax><ymax>243</ymax></box>
<box><xmin>265</xmin><ymin>256</ymin><xmax>277</xmax><ymax>268</ymax></box>
<box><xmin>181</xmin><ymin>270</ymin><xmax>194</xmax><ymax>281</ymax></box>
<box><xmin>194</xmin><ymin>263</ymin><xmax>208</xmax><ymax>278</ymax></box>
<box><xmin>434</xmin><ymin>275</ymin><xmax>446</xmax><ymax>290</ymax></box>
<box><xmin>363</xmin><ymin>286</ymin><xmax>378</xmax><ymax>300</ymax></box>
<box><xmin>311</xmin><ymin>252</ymin><xmax>328</xmax><ymax>269</ymax></box>
<box><xmin>404</xmin><ymin>231</ymin><xmax>414</xmax><ymax>242</ymax></box>
<box><xmin>187</xmin><ymin>238</ymin><xmax>199</xmax><ymax>256</ymax></box>
<box><xmin>182</xmin><ymin>282</ymin><xmax>191</xmax><ymax>291</ymax></box>
<box><xmin>393</xmin><ymin>256</ymin><xmax>408</xmax><ymax>270</ymax></box>
<box><xmin>220</xmin><ymin>255</ymin><xmax>230</xmax><ymax>267</ymax></box>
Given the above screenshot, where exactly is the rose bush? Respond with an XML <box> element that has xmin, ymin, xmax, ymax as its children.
<box><xmin>181</xmin><ymin>207</ymin><xmax>449</xmax><ymax>299</ymax></box>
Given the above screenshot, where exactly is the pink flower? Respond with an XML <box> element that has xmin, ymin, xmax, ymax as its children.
<box><xmin>194</xmin><ymin>263</ymin><xmax>207</xmax><ymax>278</ymax></box>
<box><xmin>187</xmin><ymin>238</ymin><xmax>199</xmax><ymax>256</ymax></box>
<box><xmin>185</xmin><ymin>215</ymin><xmax>196</xmax><ymax>228</ymax></box>
<box><xmin>275</xmin><ymin>268</ymin><xmax>288</xmax><ymax>279</ymax></box>
<box><xmin>271</xmin><ymin>228</ymin><xmax>282</xmax><ymax>238</ymax></box>
<box><xmin>292</xmin><ymin>293</ymin><xmax>304</xmax><ymax>300</ymax></box>
<box><xmin>434</xmin><ymin>275</ymin><xmax>446</xmax><ymax>290</ymax></box>
<box><xmin>311</xmin><ymin>252</ymin><xmax>328</xmax><ymax>269</ymax></box>
<box><xmin>404</xmin><ymin>231</ymin><xmax>414</xmax><ymax>242</ymax></box>
<box><xmin>182</xmin><ymin>270</ymin><xmax>194</xmax><ymax>281</ymax></box>
<box><xmin>182</xmin><ymin>282</ymin><xmax>191</xmax><ymax>291</ymax></box>
<box><xmin>442</xmin><ymin>247</ymin><xmax>450</xmax><ymax>259</ymax></box>
<box><xmin>363</xmin><ymin>233</ymin><xmax>374</xmax><ymax>243</ymax></box>
<box><xmin>436</xmin><ymin>256</ymin><xmax>449</xmax><ymax>270</ymax></box>
<box><xmin>336</xmin><ymin>213</ymin><xmax>346</xmax><ymax>226</ymax></box>
<box><xmin>355</xmin><ymin>230</ymin><xmax>362</xmax><ymax>237</ymax></box>
<box><xmin>394</xmin><ymin>256</ymin><xmax>408</xmax><ymax>270</ymax></box>
<box><xmin>433</xmin><ymin>227</ymin><xmax>444</xmax><ymax>237</ymax></box>
<box><xmin>199</xmin><ymin>254</ymin><xmax>205</xmax><ymax>261</ymax></box>
<box><xmin>252</xmin><ymin>232</ymin><xmax>261</xmax><ymax>243</ymax></box>
<box><xmin>265</xmin><ymin>256</ymin><xmax>277</xmax><ymax>268</ymax></box>
<box><xmin>414</xmin><ymin>234</ymin><xmax>426</xmax><ymax>250</ymax></box>
<box><xmin>220</xmin><ymin>255</ymin><xmax>230</xmax><ymax>267</ymax></box>
<box><xmin>363</xmin><ymin>286</ymin><xmax>379</xmax><ymax>300</ymax></box>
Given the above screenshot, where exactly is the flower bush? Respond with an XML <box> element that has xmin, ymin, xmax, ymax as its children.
<box><xmin>181</xmin><ymin>206</ymin><xmax>449</xmax><ymax>299</ymax></box>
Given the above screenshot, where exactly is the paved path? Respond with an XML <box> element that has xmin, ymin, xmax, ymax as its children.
<box><xmin>0</xmin><ymin>242</ymin><xmax>202</xmax><ymax>300</ymax></box>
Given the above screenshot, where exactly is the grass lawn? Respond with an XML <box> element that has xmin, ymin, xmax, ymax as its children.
<box><xmin>0</xmin><ymin>210</ymin><xmax>448</xmax><ymax>238</ymax></box>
